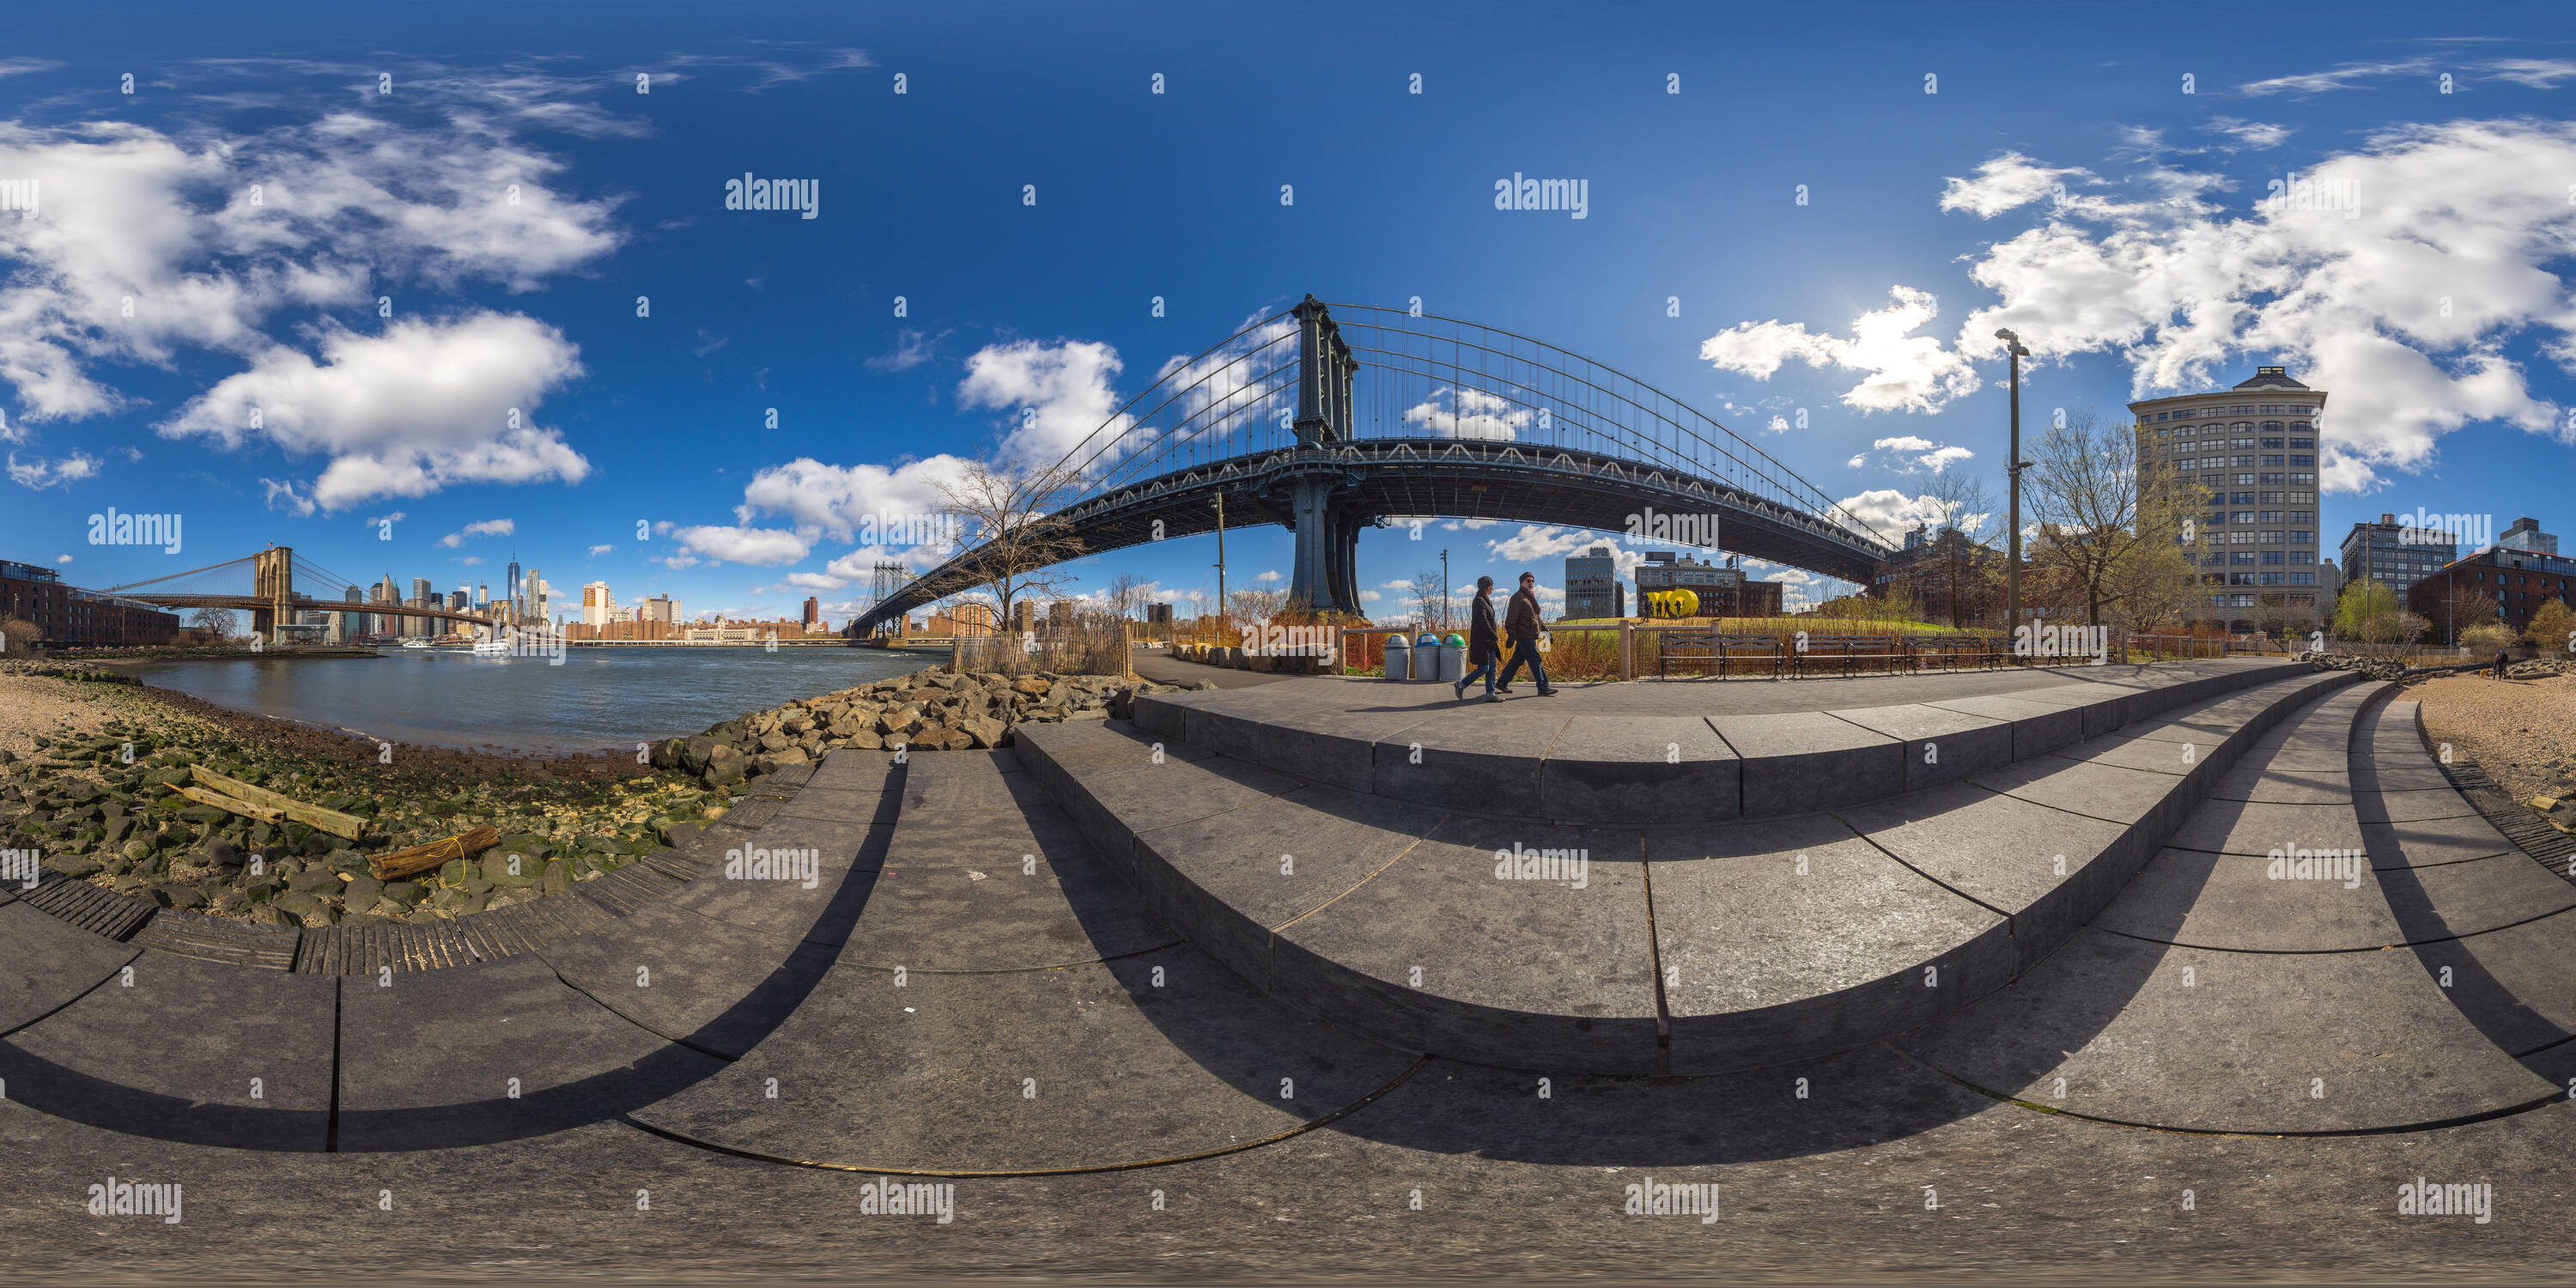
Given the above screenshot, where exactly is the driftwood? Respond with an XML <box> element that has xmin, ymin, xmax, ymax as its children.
<box><xmin>174</xmin><ymin>783</ymin><xmax>284</xmax><ymax>824</ymax></box>
<box><xmin>369</xmin><ymin>824</ymin><xmax>501</xmax><ymax>881</ymax></box>
<box><xmin>189</xmin><ymin>766</ymin><xmax>368</xmax><ymax>840</ymax></box>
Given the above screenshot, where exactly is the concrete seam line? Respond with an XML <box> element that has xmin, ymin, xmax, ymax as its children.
<box><xmin>1268</xmin><ymin>824</ymin><xmax>1438</xmax><ymax>935</ymax></box>
<box><xmin>618</xmin><ymin>1054</ymin><xmax>1431</xmax><ymax>1177</ymax></box>
<box><xmin>1880</xmin><ymin>1040</ymin><xmax>2567</xmax><ymax>1139</ymax></box>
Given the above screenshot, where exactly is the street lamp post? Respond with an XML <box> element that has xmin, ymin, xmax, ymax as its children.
<box><xmin>1212</xmin><ymin>493</ymin><xmax>1228</xmax><ymax>624</ymax></box>
<box><xmin>1996</xmin><ymin>329</ymin><xmax>2033</xmax><ymax>635</ymax></box>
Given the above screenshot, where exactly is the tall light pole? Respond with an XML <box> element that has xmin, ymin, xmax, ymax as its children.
<box><xmin>1212</xmin><ymin>493</ymin><xmax>1228</xmax><ymax>623</ymax></box>
<box><xmin>1996</xmin><ymin>328</ymin><xmax>2032</xmax><ymax>634</ymax></box>
<box><xmin>1440</xmin><ymin>549</ymin><xmax>1450</xmax><ymax>631</ymax></box>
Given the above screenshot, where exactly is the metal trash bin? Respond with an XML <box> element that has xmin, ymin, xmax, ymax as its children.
<box><xmin>1383</xmin><ymin>632</ymin><xmax>1412</xmax><ymax>681</ymax></box>
<box><xmin>1437</xmin><ymin>634</ymin><xmax>1467</xmax><ymax>684</ymax></box>
<box><xmin>1413</xmin><ymin>632</ymin><xmax>1444</xmax><ymax>683</ymax></box>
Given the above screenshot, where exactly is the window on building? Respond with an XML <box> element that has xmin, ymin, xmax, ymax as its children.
<box><xmin>2288</xmin><ymin>572</ymin><xmax>2315</xmax><ymax>586</ymax></box>
<box><xmin>2260</xmin><ymin>572</ymin><xmax>2282</xmax><ymax>586</ymax></box>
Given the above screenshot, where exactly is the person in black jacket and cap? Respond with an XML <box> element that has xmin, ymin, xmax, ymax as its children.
<box><xmin>1493</xmin><ymin>570</ymin><xmax>1559</xmax><ymax>697</ymax></box>
<box><xmin>1455</xmin><ymin>575</ymin><xmax>1502</xmax><ymax>702</ymax></box>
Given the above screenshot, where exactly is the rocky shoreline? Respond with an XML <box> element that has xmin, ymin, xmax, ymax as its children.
<box><xmin>647</xmin><ymin>667</ymin><xmax>1199</xmax><ymax>787</ymax></box>
<box><xmin>0</xmin><ymin>661</ymin><xmax>1198</xmax><ymax>927</ymax></box>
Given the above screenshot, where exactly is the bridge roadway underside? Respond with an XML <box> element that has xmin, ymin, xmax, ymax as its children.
<box><xmin>861</xmin><ymin>441</ymin><xmax>1891</xmax><ymax>629</ymax></box>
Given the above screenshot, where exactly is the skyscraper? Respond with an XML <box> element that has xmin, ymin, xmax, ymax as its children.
<box><xmin>583</xmin><ymin>580</ymin><xmax>614</xmax><ymax>627</ymax></box>
<box><xmin>803</xmin><ymin>596</ymin><xmax>821</xmax><ymax>629</ymax></box>
<box><xmin>524</xmin><ymin>568</ymin><xmax>545</xmax><ymax>627</ymax></box>
<box><xmin>1563</xmin><ymin>546</ymin><xmax>1625</xmax><ymax>620</ymax></box>
<box><xmin>507</xmin><ymin>560</ymin><xmax>521</xmax><ymax>613</ymax></box>
<box><xmin>2128</xmin><ymin>366</ymin><xmax>2326</xmax><ymax>629</ymax></box>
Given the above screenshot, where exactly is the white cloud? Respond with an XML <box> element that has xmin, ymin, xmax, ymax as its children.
<box><xmin>437</xmin><ymin>517</ymin><xmax>516</xmax><ymax>546</ymax></box>
<box><xmin>161</xmin><ymin>313</ymin><xmax>588</xmax><ymax>508</ymax></box>
<box><xmin>586</xmin><ymin>544</ymin><xmax>614</xmax><ymax>556</ymax></box>
<box><xmin>53</xmin><ymin>553</ymin><xmax>71</xmax><ymax>563</ymax></box>
<box><xmin>2203</xmin><ymin>118</ymin><xmax>2292</xmax><ymax>149</ymax></box>
<box><xmin>1483</xmin><ymin>523</ymin><xmax>1615</xmax><ymax>564</ymax></box>
<box><xmin>1918</xmin><ymin>446</ymin><xmax>1975</xmax><ymax>472</ymax></box>
<box><xmin>957</xmin><ymin>338</ymin><xmax>1133</xmax><ymax>470</ymax></box>
<box><xmin>2485</xmin><ymin>58</ymin><xmax>2576</xmax><ymax>88</ymax></box>
<box><xmin>260</xmin><ymin>477</ymin><xmax>315</xmax><ymax>515</ymax></box>
<box><xmin>5</xmin><ymin>450</ymin><xmax>99</xmax><ymax>489</ymax></box>
<box><xmin>456</xmin><ymin>556</ymin><xmax>483</xmax><ymax>566</ymax></box>
<box><xmin>1699</xmin><ymin>286</ymin><xmax>1979</xmax><ymax>415</ymax></box>
<box><xmin>1255</xmin><ymin>569</ymin><xmax>1281</xmax><ymax>582</ymax></box>
<box><xmin>669</xmin><ymin>524</ymin><xmax>809</xmax><ymax>566</ymax></box>
<box><xmin>735</xmin><ymin>455</ymin><xmax>972</xmax><ymax>545</ymax></box>
<box><xmin>1718</xmin><ymin>122</ymin><xmax>2576</xmax><ymax>493</ymax></box>
<box><xmin>1400</xmin><ymin>386</ymin><xmax>1530</xmax><ymax>440</ymax></box>
<box><xmin>0</xmin><ymin>113</ymin><xmax>620</xmax><ymax>427</ymax></box>
<box><xmin>1873</xmin><ymin>434</ymin><xmax>1936</xmax><ymax>453</ymax></box>
<box><xmin>2239</xmin><ymin>58</ymin><xmax>2433</xmax><ymax>97</ymax></box>
<box><xmin>866</xmin><ymin>328</ymin><xmax>940</xmax><ymax>373</ymax></box>
<box><xmin>1833</xmin><ymin>489</ymin><xmax>1959</xmax><ymax>538</ymax></box>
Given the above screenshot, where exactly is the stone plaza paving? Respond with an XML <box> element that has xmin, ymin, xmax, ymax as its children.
<box><xmin>2</xmin><ymin>658</ymin><xmax>2571</xmax><ymax>1279</ymax></box>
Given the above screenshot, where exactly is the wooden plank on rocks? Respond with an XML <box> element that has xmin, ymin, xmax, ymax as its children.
<box><xmin>369</xmin><ymin>824</ymin><xmax>501</xmax><ymax>882</ymax></box>
<box><xmin>189</xmin><ymin>765</ymin><xmax>369</xmax><ymax>840</ymax></box>
<box><xmin>174</xmin><ymin>783</ymin><xmax>285</xmax><ymax>825</ymax></box>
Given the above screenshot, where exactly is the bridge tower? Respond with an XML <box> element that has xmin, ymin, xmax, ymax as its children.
<box><xmin>1285</xmin><ymin>296</ymin><xmax>1367</xmax><ymax>616</ymax></box>
<box><xmin>251</xmin><ymin>546</ymin><xmax>294</xmax><ymax>643</ymax></box>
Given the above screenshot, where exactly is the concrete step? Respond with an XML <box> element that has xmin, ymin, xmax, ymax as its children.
<box><xmin>1017</xmin><ymin>668</ymin><xmax>2359</xmax><ymax>1075</ymax></box>
<box><xmin>629</xmin><ymin>747</ymin><xmax>1417</xmax><ymax>1172</ymax></box>
<box><xmin>1898</xmin><ymin>683</ymin><xmax>2574</xmax><ymax>1133</ymax></box>
<box><xmin>1128</xmin><ymin>659</ymin><xmax>2313</xmax><ymax>823</ymax></box>
<box><xmin>0</xmin><ymin>748</ymin><xmax>908</xmax><ymax>1151</ymax></box>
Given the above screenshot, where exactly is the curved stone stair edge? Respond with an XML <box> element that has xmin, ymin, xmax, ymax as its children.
<box><xmin>1127</xmin><ymin>659</ymin><xmax>2313</xmax><ymax>825</ymax></box>
<box><xmin>1020</xmin><ymin>668</ymin><xmax>2369</xmax><ymax>1075</ymax></box>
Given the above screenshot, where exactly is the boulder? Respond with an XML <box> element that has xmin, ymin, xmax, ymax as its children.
<box><xmin>961</xmin><ymin>715</ymin><xmax>1008</xmax><ymax>750</ymax></box>
<box><xmin>702</xmin><ymin>744</ymin><xmax>750</xmax><ymax>787</ymax></box>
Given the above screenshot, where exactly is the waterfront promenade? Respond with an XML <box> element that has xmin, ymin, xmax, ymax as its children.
<box><xmin>1</xmin><ymin>659</ymin><xmax>2570</xmax><ymax>1277</ymax></box>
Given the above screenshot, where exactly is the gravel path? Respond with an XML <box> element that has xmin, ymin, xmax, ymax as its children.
<box><xmin>2415</xmin><ymin>671</ymin><xmax>2576</xmax><ymax>805</ymax></box>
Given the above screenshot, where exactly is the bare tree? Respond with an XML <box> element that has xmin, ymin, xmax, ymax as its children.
<box><xmin>0</xmin><ymin>616</ymin><xmax>41</xmax><ymax>655</ymax></box>
<box><xmin>936</xmin><ymin>456</ymin><xmax>1088</xmax><ymax>635</ymax></box>
<box><xmin>1103</xmin><ymin>572</ymin><xmax>1148</xmax><ymax>621</ymax></box>
<box><xmin>189</xmin><ymin>606</ymin><xmax>240</xmax><ymax>642</ymax></box>
<box><xmin>1409</xmin><ymin>568</ymin><xmax>1449</xmax><ymax>630</ymax></box>
<box><xmin>1229</xmin><ymin>586</ymin><xmax>1289</xmax><ymax>621</ymax></box>
<box><xmin>2025</xmin><ymin>410</ymin><xmax>2194</xmax><ymax>629</ymax></box>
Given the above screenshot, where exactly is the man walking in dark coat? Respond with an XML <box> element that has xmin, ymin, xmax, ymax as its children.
<box><xmin>1493</xmin><ymin>571</ymin><xmax>1558</xmax><ymax>697</ymax></box>
<box><xmin>1455</xmin><ymin>576</ymin><xmax>1503</xmax><ymax>702</ymax></box>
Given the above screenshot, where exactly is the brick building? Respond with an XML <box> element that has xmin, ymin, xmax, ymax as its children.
<box><xmin>2407</xmin><ymin>544</ymin><xmax>2576</xmax><ymax>644</ymax></box>
<box><xmin>0</xmin><ymin>558</ymin><xmax>182</xmax><ymax>647</ymax></box>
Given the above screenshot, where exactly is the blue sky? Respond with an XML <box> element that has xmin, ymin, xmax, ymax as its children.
<box><xmin>3</xmin><ymin>1</ymin><xmax>2572</xmax><ymax>621</ymax></box>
